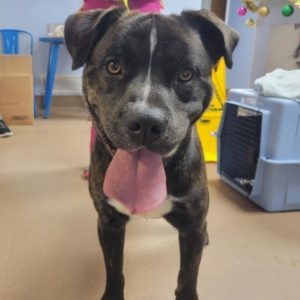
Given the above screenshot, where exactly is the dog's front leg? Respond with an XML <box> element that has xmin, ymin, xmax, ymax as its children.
<box><xmin>165</xmin><ymin>211</ymin><xmax>207</xmax><ymax>300</ymax></box>
<box><xmin>176</xmin><ymin>224</ymin><xmax>207</xmax><ymax>300</ymax></box>
<box><xmin>97</xmin><ymin>210</ymin><xmax>128</xmax><ymax>300</ymax></box>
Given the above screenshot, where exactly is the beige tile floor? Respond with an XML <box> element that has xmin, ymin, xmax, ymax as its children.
<box><xmin>0</xmin><ymin>106</ymin><xmax>299</xmax><ymax>300</ymax></box>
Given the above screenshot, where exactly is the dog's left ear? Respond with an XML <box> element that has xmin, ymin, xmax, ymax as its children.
<box><xmin>181</xmin><ymin>9</ymin><xmax>239</xmax><ymax>68</ymax></box>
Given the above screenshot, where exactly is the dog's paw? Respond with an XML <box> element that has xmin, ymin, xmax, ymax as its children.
<box><xmin>101</xmin><ymin>296</ymin><xmax>124</xmax><ymax>300</ymax></box>
<box><xmin>176</xmin><ymin>295</ymin><xmax>198</xmax><ymax>300</ymax></box>
<box><xmin>101</xmin><ymin>293</ymin><xmax>124</xmax><ymax>300</ymax></box>
<box><xmin>101</xmin><ymin>297</ymin><xmax>124</xmax><ymax>300</ymax></box>
<box><xmin>175</xmin><ymin>290</ymin><xmax>199</xmax><ymax>300</ymax></box>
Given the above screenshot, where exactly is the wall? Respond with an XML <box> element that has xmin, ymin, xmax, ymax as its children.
<box><xmin>226</xmin><ymin>0</ymin><xmax>300</xmax><ymax>89</ymax></box>
<box><xmin>164</xmin><ymin>0</ymin><xmax>202</xmax><ymax>14</ymax></box>
<box><xmin>0</xmin><ymin>0</ymin><xmax>82</xmax><ymax>94</ymax></box>
<box><xmin>252</xmin><ymin>1</ymin><xmax>300</xmax><ymax>84</ymax></box>
<box><xmin>266</xmin><ymin>23</ymin><xmax>300</xmax><ymax>72</ymax></box>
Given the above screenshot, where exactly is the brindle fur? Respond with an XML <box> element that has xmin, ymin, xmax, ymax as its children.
<box><xmin>65</xmin><ymin>8</ymin><xmax>239</xmax><ymax>300</ymax></box>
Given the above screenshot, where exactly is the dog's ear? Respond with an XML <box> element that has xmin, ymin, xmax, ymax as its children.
<box><xmin>181</xmin><ymin>9</ymin><xmax>239</xmax><ymax>68</ymax></box>
<box><xmin>64</xmin><ymin>8</ymin><xmax>126</xmax><ymax>70</ymax></box>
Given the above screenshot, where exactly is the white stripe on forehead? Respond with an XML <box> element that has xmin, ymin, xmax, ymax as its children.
<box><xmin>142</xmin><ymin>18</ymin><xmax>158</xmax><ymax>101</ymax></box>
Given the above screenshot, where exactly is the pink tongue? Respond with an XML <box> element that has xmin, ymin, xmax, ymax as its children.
<box><xmin>103</xmin><ymin>149</ymin><xmax>167</xmax><ymax>215</ymax></box>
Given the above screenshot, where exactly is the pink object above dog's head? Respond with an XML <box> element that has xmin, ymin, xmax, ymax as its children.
<box><xmin>128</xmin><ymin>0</ymin><xmax>162</xmax><ymax>13</ymax></box>
<box><xmin>83</xmin><ymin>0</ymin><xmax>123</xmax><ymax>10</ymax></box>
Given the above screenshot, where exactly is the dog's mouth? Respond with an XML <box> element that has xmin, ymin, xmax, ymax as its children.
<box><xmin>98</xmin><ymin>127</ymin><xmax>168</xmax><ymax>215</ymax></box>
<box><xmin>103</xmin><ymin>148</ymin><xmax>167</xmax><ymax>215</ymax></box>
<box><xmin>92</xmin><ymin>115</ymin><xmax>174</xmax><ymax>215</ymax></box>
<box><xmin>97</xmin><ymin>124</ymin><xmax>117</xmax><ymax>156</ymax></box>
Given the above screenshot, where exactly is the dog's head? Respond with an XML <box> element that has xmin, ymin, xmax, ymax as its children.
<box><xmin>65</xmin><ymin>8</ymin><xmax>239</xmax><ymax>156</ymax></box>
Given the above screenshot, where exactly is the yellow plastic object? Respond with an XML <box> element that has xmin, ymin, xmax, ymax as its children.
<box><xmin>211</xmin><ymin>58</ymin><xmax>226</xmax><ymax>110</ymax></box>
<box><xmin>196</xmin><ymin>110</ymin><xmax>222</xmax><ymax>162</ymax></box>
<box><xmin>196</xmin><ymin>58</ymin><xmax>226</xmax><ymax>162</ymax></box>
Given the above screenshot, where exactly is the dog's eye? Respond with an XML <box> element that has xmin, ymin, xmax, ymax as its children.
<box><xmin>178</xmin><ymin>68</ymin><xmax>194</xmax><ymax>83</ymax></box>
<box><xmin>106</xmin><ymin>60</ymin><xmax>122</xmax><ymax>75</ymax></box>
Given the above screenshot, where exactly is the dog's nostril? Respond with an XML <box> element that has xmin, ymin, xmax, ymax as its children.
<box><xmin>151</xmin><ymin>125</ymin><xmax>164</xmax><ymax>136</ymax></box>
<box><xmin>127</xmin><ymin>122</ymin><xmax>141</xmax><ymax>132</ymax></box>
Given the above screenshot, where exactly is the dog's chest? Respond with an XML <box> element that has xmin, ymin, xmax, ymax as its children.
<box><xmin>108</xmin><ymin>196</ymin><xmax>175</xmax><ymax>219</ymax></box>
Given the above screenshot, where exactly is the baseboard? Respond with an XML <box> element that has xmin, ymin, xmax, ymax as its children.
<box><xmin>40</xmin><ymin>75</ymin><xmax>82</xmax><ymax>96</ymax></box>
<box><xmin>36</xmin><ymin>95</ymin><xmax>87</xmax><ymax>107</ymax></box>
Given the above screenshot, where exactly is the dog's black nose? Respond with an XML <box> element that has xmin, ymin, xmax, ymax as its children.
<box><xmin>126</xmin><ymin>109</ymin><xmax>167</xmax><ymax>144</ymax></box>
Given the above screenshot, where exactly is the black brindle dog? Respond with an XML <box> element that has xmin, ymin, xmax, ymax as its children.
<box><xmin>65</xmin><ymin>8</ymin><xmax>239</xmax><ymax>300</ymax></box>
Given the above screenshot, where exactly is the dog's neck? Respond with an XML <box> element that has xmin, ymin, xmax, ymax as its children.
<box><xmin>96</xmin><ymin>122</ymin><xmax>116</xmax><ymax>157</ymax></box>
<box><xmin>86</xmin><ymin>97</ymin><xmax>116</xmax><ymax>157</ymax></box>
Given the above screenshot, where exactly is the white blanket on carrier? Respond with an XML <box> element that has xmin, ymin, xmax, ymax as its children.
<box><xmin>254</xmin><ymin>69</ymin><xmax>300</xmax><ymax>102</ymax></box>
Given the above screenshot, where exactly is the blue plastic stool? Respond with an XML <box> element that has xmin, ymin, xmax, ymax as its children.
<box><xmin>39</xmin><ymin>37</ymin><xmax>64</xmax><ymax>118</ymax></box>
<box><xmin>0</xmin><ymin>29</ymin><xmax>38</xmax><ymax>117</ymax></box>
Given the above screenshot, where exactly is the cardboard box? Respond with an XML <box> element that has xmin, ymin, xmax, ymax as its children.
<box><xmin>0</xmin><ymin>55</ymin><xmax>34</xmax><ymax>125</ymax></box>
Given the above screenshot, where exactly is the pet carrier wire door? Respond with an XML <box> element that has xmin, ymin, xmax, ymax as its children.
<box><xmin>217</xmin><ymin>89</ymin><xmax>300</xmax><ymax>212</ymax></box>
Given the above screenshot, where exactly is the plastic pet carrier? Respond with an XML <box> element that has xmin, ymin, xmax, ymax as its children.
<box><xmin>217</xmin><ymin>89</ymin><xmax>300</xmax><ymax>212</ymax></box>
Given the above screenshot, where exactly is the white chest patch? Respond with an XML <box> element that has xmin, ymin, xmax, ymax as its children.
<box><xmin>108</xmin><ymin>196</ymin><xmax>175</xmax><ymax>220</ymax></box>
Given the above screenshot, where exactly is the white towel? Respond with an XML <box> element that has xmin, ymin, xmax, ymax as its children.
<box><xmin>254</xmin><ymin>69</ymin><xmax>300</xmax><ymax>102</ymax></box>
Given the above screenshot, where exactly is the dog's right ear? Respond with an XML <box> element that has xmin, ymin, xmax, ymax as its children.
<box><xmin>64</xmin><ymin>8</ymin><xmax>126</xmax><ymax>70</ymax></box>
